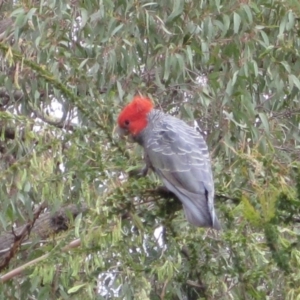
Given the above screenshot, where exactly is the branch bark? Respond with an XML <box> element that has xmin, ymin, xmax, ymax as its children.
<box><xmin>0</xmin><ymin>238</ymin><xmax>82</xmax><ymax>283</ymax></box>
<box><xmin>0</xmin><ymin>202</ymin><xmax>46</xmax><ymax>270</ymax></box>
<box><xmin>0</xmin><ymin>18</ymin><xmax>13</xmax><ymax>41</ymax></box>
<box><xmin>0</xmin><ymin>203</ymin><xmax>88</xmax><ymax>261</ymax></box>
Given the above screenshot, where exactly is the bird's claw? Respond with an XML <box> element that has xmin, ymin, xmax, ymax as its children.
<box><xmin>128</xmin><ymin>165</ymin><xmax>148</xmax><ymax>178</ymax></box>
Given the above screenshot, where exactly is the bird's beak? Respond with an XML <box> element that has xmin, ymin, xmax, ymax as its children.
<box><xmin>113</xmin><ymin>125</ymin><xmax>129</xmax><ymax>139</ymax></box>
<box><xmin>113</xmin><ymin>125</ymin><xmax>136</xmax><ymax>143</ymax></box>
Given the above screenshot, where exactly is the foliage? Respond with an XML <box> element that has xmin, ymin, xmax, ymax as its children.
<box><xmin>0</xmin><ymin>0</ymin><xmax>300</xmax><ymax>299</ymax></box>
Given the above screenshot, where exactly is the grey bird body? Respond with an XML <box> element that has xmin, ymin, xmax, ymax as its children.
<box><xmin>135</xmin><ymin>109</ymin><xmax>220</xmax><ymax>230</ymax></box>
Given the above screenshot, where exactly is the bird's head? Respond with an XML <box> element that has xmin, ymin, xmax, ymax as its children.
<box><xmin>117</xmin><ymin>96</ymin><xmax>154</xmax><ymax>138</ymax></box>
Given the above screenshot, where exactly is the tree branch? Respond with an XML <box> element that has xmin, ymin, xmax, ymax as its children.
<box><xmin>0</xmin><ymin>203</ymin><xmax>88</xmax><ymax>262</ymax></box>
<box><xmin>0</xmin><ymin>88</ymin><xmax>24</xmax><ymax>107</ymax></box>
<box><xmin>0</xmin><ymin>238</ymin><xmax>82</xmax><ymax>283</ymax></box>
<box><xmin>0</xmin><ymin>18</ymin><xmax>13</xmax><ymax>41</ymax></box>
<box><xmin>0</xmin><ymin>202</ymin><xmax>46</xmax><ymax>271</ymax></box>
<box><xmin>28</xmin><ymin>101</ymin><xmax>77</xmax><ymax>131</ymax></box>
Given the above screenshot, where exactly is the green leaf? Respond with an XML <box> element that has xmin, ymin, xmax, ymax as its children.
<box><xmin>289</xmin><ymin>74</ymin><xmax>300</xmax><ymax>91</ymax></box>
<box><xmin>280</xmin><ymin>61</ymin><xmax>291</xmax><ymax>73</ymax></box>
<box><xmin>185</xmin><ymin>45</ymin><xmax>193</xmax><ymax>67</ymax></box>
<box><xmin>260</xmin><ymin>30</ymin><xmax>270</xmax><ymax>46</ymax></box>
<box><xmin>26</xmin><ymin>8</ymin><xmax>37</xmax><ymax>21</ymax></box>
<box><xmin>80</xmin><ymin>8</ymin><xmax>89</xmax><ymax>28</ymax></box>
<box><xmin>110</xmin><ymin>23</ymin><xmax>124</xmax><ymax>37</ymax></box>
<box><xmin>233</xmin><ymin>12</ymin><xmax>241</xmax><ymax>34</ymax></box>
<box><xmin>242</xmin><ymin>195</ymin><xmax>261</xmax><ymax>226</ymax></box>
<box><xmin>286</xmin><ymin>10</ymin><xmax>295</xmax><ymax>31</ymax></box>
<box><xmin>243</xmin><ymin>4</ymin><xmax>253</xmax><ymax>24</ymax></box>
<box><xmin>258</xmin><ymin>112</ymin><xmax>270</xmax><ymax>134</ymax></box>
<box><xmin>279</xmin><ymin>15</ymin><xmax>287</xmax><ymax>36</ymax></box>
<box><xmin>222</xmin><ymin>14</ymin><xmax>230</xmax><ymax>35</ymax></box>
<box><xmin>10</xmin><ymin>7</ymin><xmax>25</xmax><ymax>17</ymax></box>
<box><xmin>163</xmin><ymin>50</ymin><xmax>171</xmax><ymax>80</ymax></box>
<box><xmin>68</xmin><ymin>284</ymin><xmax>87</xmax><ymax>294</ymax></box>
<box><xmin>74</xmin><ymin>214</ymin><xmax>82</xmax><ymax>238</ymax></box>
<box><xmin>15</xmin><ymin>10</ymin><xmax>26</xmax><ymax>27</ymax></box>
<box><xmin>24</xmin><ymin>182</ymin><xmax>31</xmax><ymax>192</ymax></box>
<box><xmin>117</xmin><ymin>81</ymin><xmax>124</xmax><ymax>100</ymax></box>
<box><xmin>167</xmin><ymin>0</ymin><xmax>184</xmax><ymax>23</ymax></box>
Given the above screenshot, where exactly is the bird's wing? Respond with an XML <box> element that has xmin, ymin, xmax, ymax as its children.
<box><xmin>145</xmin><ymin>116</ymin><xmax>220</xmax><ymax>229</ymax></box>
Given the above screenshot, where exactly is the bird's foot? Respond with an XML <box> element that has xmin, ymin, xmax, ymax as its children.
<box><xmin>146</xmin><ymin>186</ymin><xmax>172</xmax><ymax>196</ymax></box>
<box><xmin>128</xmin><ymin>165</ymin><xmax>148</xmax><ymax>178</ymax></box>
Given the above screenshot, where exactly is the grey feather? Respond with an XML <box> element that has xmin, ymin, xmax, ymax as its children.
<box><xmin>136</xmin><ymin>110</ymin><xmax>220</xmax><ymax>230</ymax></box>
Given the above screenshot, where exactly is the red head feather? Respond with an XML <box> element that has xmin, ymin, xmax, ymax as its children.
<box><xmin>117</xmin><ymin>96</ymin><xmax>154</xmax><ymax>135</ymax></box>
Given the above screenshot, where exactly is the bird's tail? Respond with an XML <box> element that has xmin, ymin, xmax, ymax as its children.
<box><xmin>182</xmin><ymin>203</ymin><xmax>220</xmax><ymax>229</ymax></box>
<box><xmin>181</xmin><ymin>194</ymin><xmax>221</xmax><ymax>230</ymax></box>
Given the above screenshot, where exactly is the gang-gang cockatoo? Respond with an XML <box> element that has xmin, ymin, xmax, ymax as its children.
<box><xmin>117</xmin><ymin>96</ymin><xmax>220</xmax><ymax>229</ymax></box>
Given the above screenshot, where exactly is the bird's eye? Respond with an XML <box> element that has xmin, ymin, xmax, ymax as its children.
<box><xmin>124</xmin><ymin>120</ymin><xmax>130</xmax><ymax>126</ymax></box>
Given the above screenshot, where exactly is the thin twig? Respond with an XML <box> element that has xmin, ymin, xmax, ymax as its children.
<box><xmin>0</xmin><ymin>238</ymin><xmax>81</xmax><ymax>282</ymax></box>
<box><xmin>0</xmin><ymin>202</ymin><xmax>47</xmax><ymax>271</ymax></box>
